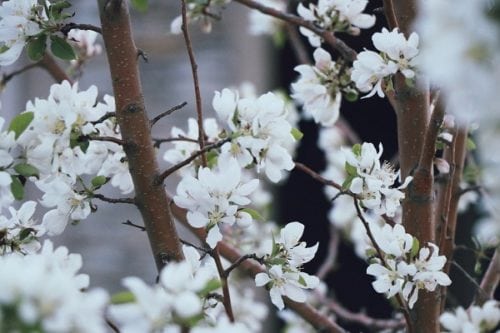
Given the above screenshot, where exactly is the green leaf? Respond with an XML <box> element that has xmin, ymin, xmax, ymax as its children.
<box><xmin>49</xmin><ymin>0</ymin><xmax>72</xmax><ymax>21</ymax></box>
<box><xmin>10</xmin><ymin>176</ymin><xmax>24</xmax><ymax>201</ymax></box>
<box><xmin>298</xmin><ymin>275</ymin><xmax>307</xmax><ymax>287</ymax></box>
<box><xmin>131</xmin><ymin>0</ymin><xmax>149</xmax><ymax>12</ymax></box>
<box><xmin>14</xmin><ymin>163</ymin><xmax>39</xmax><ymax>178</ymax></box>
<box><xmin>345</xmin><ymin>162</ymin><xmax>358</xmax><ymax>177</ymax></box>
<box><xmin>198</xmin><ymin>279</ymin><xmax>222</xmax><ymax>297</ymax></box>
<box><xmin>341</xmin><ymin>176</ymin><xmax>353</xmax><ymax>191</ymax></box>
<box><xmin>240</xmin><ymin>208</ymin><xmax>264</xmax><ymax>221</ymax></box>
<box><xmin>291</xmin><ymin>127</ymin><xmax>304</xmax><ymax>141</ymax></box>
<box><xmin>344</xmin><ymin>90</ymin><xmax>359</xmax><ymax>102</ymax></box>
<box><xmin>466</xmin><ymin>137</ymin><xmax>476</xmax><ymax>151</ymax></box>
<box><xmin>9</xmin><ymin>112</ymin><xmax>34</xmax><ymax>139</ymax></box>
<box><xmin>352</xmin><ymin>143</ymin><xmax>362</xmax><ymax>156</ymax></box>
<box><xmin>272</xmin><ymin>29</ymin><xmax>286</xmax><ymax>48</ymax></box>
<box><xmin>91</xmin><ymin>175</ymin><xmax>108</xmax><ymax>188</ymax></box>
<box><xmin>26</xmin><ymin>34</ymin><xmax>47</xmax><ymax>61</ymax></box>
<box><xmin>50</xmin><ymin>35</ymin><xmax>76</xmax><ymax>60</ymax></box>
<box><xmin>19</xmin><ymin>228</ymin><xmax>35</xmax><ymax>241</ymax></box>
<box><xmin>410</xmin><ymin>237</ymin><xmax>420</xmax><ymax>258</ymax></box>
<box><xmin>110</xmin><ymin>291</ymin><xmax>136</xmax><ymax>304</ymax></box>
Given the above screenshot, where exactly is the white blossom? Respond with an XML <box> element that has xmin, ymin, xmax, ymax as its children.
<box><xmin>440</xmin><ymin>300</ymin><xmax>500</xmax><ymax>333</ymax></box>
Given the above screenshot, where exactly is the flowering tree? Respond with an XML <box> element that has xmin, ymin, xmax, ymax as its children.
<box><xmin>0</xmin><ymin>0</ymin><xmax>499</xmax><ymax>333</ymax></box>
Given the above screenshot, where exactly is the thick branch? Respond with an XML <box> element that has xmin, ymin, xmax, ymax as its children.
<box><xmin>233</xmin><ymin>0</ymin><xmax>357</xmax><ymax>62</ymax></box>
<box><xmin>38</xmin><ymin>53</ymin><xmax>72</xmax><ymax>83</ymax></box>
<box><xmin>98</xmin><ymin>0</ymin><xmax>183</xmax><ymax>269</ymax></box>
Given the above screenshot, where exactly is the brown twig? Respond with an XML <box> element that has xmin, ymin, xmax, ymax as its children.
<box><xmin>60</xmin><ymin>22</ymin><xmax>103</xmax><ymax>35</ymax></box>
<box><xmin>476</xmin><ymin>248</ymin><xmax>500</xmax><ymax>305</ymax></box>
<box><xmin>294</xmin><ymin>162</ymin><xmax>343</xmax><ymax>192</ymax></box>
<box><xmin>1</xmin><ymin>62</ymin><xmax>39</xmax><ymax>86</ymax></box>
<box><xmin>91</xmin><ymin>112</ymin><xmax>116</xmax><ymax>125</ymax></box>
<box><xmin>122</xmin><ymin>219</ymin><xmax>146</xmax><ymax>231</ymax></box>
<box><xmin>211</xmin><ymin>246</ymin><xmax>235</xmax><ymax>322</ymax></box>
<box><xmin>88</xmin><ymin>135</ymin><xmax>124</xmax><ymax>145</ymax></box>
<box><xmin>150</xmin><ymin>101</ymin><xmax>187</xmax><ymax>127</ymax></box>
<box><xmin>316</xmin><ymin>224</ymin><xmax>340</xmax><ymax>280</ymax></box>
<box><xmin>92</xmin><ymin>193</ymin><xmax>136</xmax><ymax>205</ymax></box>
<box><xmin>382</xmin><ymin>0</ymin><xmax>398</xmax><ymax>29</ymax></box>
<box><xmin>38</xmin><ymin>53</ymin><xmax>73</xmax><ymax>83</ymax></box>
<box><xmin>233</xmin><ymin>0</ymin><xmax>357</xmax><ymax>62</ymax></box>
<box><xmin>224</xmin><ymin>253</ymin><xmax>264</xmax><ymax>277</ymax></box>
<box><xmin>155</xmin><ymin>137</ymin><xmax>230</xmax><ymax>184</ymax></box>
<box><xmin>180</xmin><ymin>0</ymin><xmax>207</xmax><ymax>167</ymax></box>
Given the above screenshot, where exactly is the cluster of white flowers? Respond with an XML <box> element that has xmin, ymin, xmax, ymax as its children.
<box><xmin>366</xmin><ymin>224</ymin><xmax>451</xmax><ymax>308</ymax></box>
<box><xmin>12</xmin><ymin>81</ymin><xmax>133</xmax><ymax>236</ymax></box>
<box><xmin>109</xmin><ymin>245</ymin><xmax>262</xmax><ymax>332</ymax></box>
<box><xmin>292</xmin><ymin>48</ymin><xmax>357</xmax><ymax>127</ymax></box>
<box><xmin>255</xmin><ymin>222</ymin><xmax>320</xmax><ymax>310</ymax></box>
<box><xmin>440</xmin><ymin>300</ymin><xmax>500</xmax><ymax>333</ymax></box>
<box><xmin>297</xmin><ymin>0</ymin><xmax>375</xmax><ymax>47</ymax></box>
<box><xmin>342</xmin><ymin>142</ymin><xmax>412</xmax><ymax>218</ymax></box>
<box><xmin>0</xmin><ymin>116</ymin><xmax>16</xmax><ymax>210</ymax></box>
<box><xmin>0</xmin><ymin>201</ymin><xmax>43</xmax><ymax>254</ymax></box>
<box><xmin>415</xmin><ymin>0</ymin><xmax>500</xmax><ymax>124</ymax></box>
<box><xmin>212</xmin><ymin>89</ymin><xmax>297</xmax><ymax>183</ymax></box>
<box><xmin>0</xmin><ymin>0</ymin><xmax>43</xmax><ymax>66</ymax></box>
<box><xmin>351</xmin><ymin>28</ymin><xmax>419</xmax><ymax>98</ymax></box>
<box><xmin>0</xmin><ymin>241</ymin><xmax>109</xmax><ymax>332</ymax></box>
<box><xmin>174</xmin><ymin>157</ymin><xmax>259</xmax><ymax>248</ymax></box>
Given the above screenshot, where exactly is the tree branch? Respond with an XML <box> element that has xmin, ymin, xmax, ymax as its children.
<box><xmin>316</xmin><ymin>224</ymin><xmax>340</xmax><ymax>280</ymax></box>
<box><xmin>150</xmin><ymin>101</ymin><xmax>187</xmax><ymax>127</ymax></box>
<box><xmin>60</xmin><ymin>22</ymin><xmax>103</xmax><ymax>35</ymax></box>
<box><xmin>38</xmin><ymin>53</ymin><xmax>73</xmax><ymax>83</ymax></box>
<box><xmin>476</xmin><ymin>248</ymin><xmax>500</xmax><ymax>305</ymax></box>
<box><xmin>233</xmin><ymin>0</ymin><xmax>357</xmax><ymax>62</ymax></box>
<box><xmin>92</xmin><ymin>193</ymin><xmax>136</xmax><ymax>205</ymax></box>
<box><xmin>180</xmin><ymin>0</ymin><xmax>207</xmax><ymax>167</ymax></box>
<box><xmin>98</xmin><ymin>0</ymin><xmax>184</xmax><ymax>269</ymax></box>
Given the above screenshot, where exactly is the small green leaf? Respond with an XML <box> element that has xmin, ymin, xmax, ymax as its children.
<box><xmin>466</xmin><ymin>137</ymin><xmax>476</xmax><ymax>151</ymax></box>
<box><xmin>10</xmin><ymin>176</ymin><xmax>24</xmax><ymax>200</ymax></box>
<box><xmin>240</xmin><ymin>208</ymin><xmax>264</xmax><ymax>221</ymax></box>
<box><xmin>291</xmin><ymin>127</ymin><xmax>304</xmax><ymax>141</ymax></box>
<box><xmin>198</xmin><ymin>279</ymin><xmax>222</xmax><ymax>297</ymax></box>
<box><xmin>298</xmin><ymin>275</ymin><xmax>307</xmax><ymax>287</ymax></box>
<box><xmin>344</xmin><ymin>90</ymin><xmax>359</xmax><ymax>102</ymax></box>
<box><xmin>91</xmin><ymin>175</ymin><xmax>108</xmax><ymax>188</ymax></box>
<box><xmin>26</xmin><ymin>34</ymin><xmax>47</xmax><ymax>61</ymax></box>
<box><xmin>345</xmin><ymin>162</ymin><xmax>358</xmax><ymax>177</ymax></box>
<box><xmin>272</xmin><ymin>29</ymin><xmax>286</xmax><ymax>48</ymax></box>
<box><xmin>14</xmin><ymin>163</ymin><xmax>39</xmax><ymax>178</ymax></box>
<box><xmin>49</xmin><ymin>0</ymin><xmax>72</xmax><ymax>21</ymax></box>
<box><xmin>131</xmin><ymin>0</ymin><xmax>149</xmax><ymax>12</ymax></box>
<box><xmin>352</xmin><ymin>143</ymin><xmax>362</xmax><ymax>156</ymax></box>
<box><xmin>50</xmin><ymin>35</ymin><xmax>76</xmax><ymax>60</ymax></box>
<box><xmin>341</xmin><ymin>176</ymin><xmax>353</xmax><ymax>191</ymax></box>
<box><xmin>410</xmin><ymin>237</ymin><xmax>420</xmax><ymax>258</ymax></box>
<box><xmin>19</xmin><ymin>228</ymin><xmax>35</xmax><ymax>241</ymax></box>
<box><xmin>8</xmin><ymin>112</ymin><xmax>34</xmax><ymax>139</ymax></box>
<box><xmin>110</xmin><ymin>291</ymin><xmax>136</xmax><ymax>304</ymax></box>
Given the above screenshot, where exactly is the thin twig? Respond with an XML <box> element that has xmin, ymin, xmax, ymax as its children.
<box><xmin>1</xmin><ymin>62</ymin><xmax>39</xmax><ymax>86</ymax></box>
<box><xmin>382</xmin><ymin>0</ymin><xmax>398</xmax><ymax>29</ymax></box>
<box><xmin>224</xmin><ymin>253</ymin><xmax>264</xmax><ymax>277</ymax></box>
<box><xmin>38</xmin><ymin>53</ymin><xmax>73</xmax><ymax>83</ymax></box>
<box><xmin>180</xmin><ymin>238</ymin><xmax>211</xmax><ymax>255</ymax></box>
<box><xmin>60</xmin><ymin>22</ymin><xmax>103</xmax><ymax>35</ymax></box>
<box><xmin>92</xmin><ymin>193</ymin><xmax>136</xmax><ymax>205</ymax></box>
<box><xmin>476</xmin><ymin>248</ymin><xmax>500</xmax><ymax>305</ymax></box>
<box><xmin>156</xmin><ymin>137</ymin><xmax>230</xmax><ymax>184</ymax></box>
<box><xmin>451</xmin><ymin>261</ymin><xmax>489</xmax><ymax>301</ymax></box>
<box><xmin>316</xmin><ymin>224</ymin><xmax>340</xmax><ymax>280</ymax></box>
<box><xmin>180</xmin><ymin>0</ymin><xmax>207</xmax><ymax>167</ymax></box>
<box><xmin>233</xmin><ymin>0</ymin><xmax>357</xmax><ymax>62</ymax></box>
<box><xmin>88</xmin><ymin>135</ymin><xmax>124</xmax><ymax>145</ymax></box>
<box><xmin>122</xmin><ymin>220</ymin><xmax>146</xmax><ymax>231</ymax></box>
<box><xmin>91</xmin><ymin>112</ymin><xmax>116</xmax><ymax>125</ymax></box>
<box><xmin>295</xmin><ymin>162</ymin><xmax>344</xmax><ymax>192</ymax></box>
<box><xmin>150</xmin><ymin>101</ymin><xmax>188</xmax><ymax>127</ymax></box>
<box><xmin>153</xmin><ymin>136</ymin><xmax>200</xmax><ymax>148</ymax></box>
<box><xmin>318</xmin><ymin>291</ymin><xmax>406</xmax><ymax>331</ymax></box>
<box><xmin>353</xmin><ymin>198</ymin><xmax>413</xmax><ymax>332</ymax></box>
<box><xmin>212</xmin><ymin>246</ymin><xmax>235</xmax><ymax>322</ymax></box>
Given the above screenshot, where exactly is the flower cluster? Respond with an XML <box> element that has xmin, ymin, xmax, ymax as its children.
<box><xmin>366</xmin><ymin>224</ymin><xmax>451</xmax><ymax>308</ymax></box>
<box><xmin>292</xmin><ymin>48</ymin><xmax>357</xmax><ymax>127</ymax></box>
<box><xmin>255</xmin><ymin>222</ymin><xmax>320</xmax><ymax>310</ymax></box>
<box><xmin>351</xmin><ymin>28</ymin><xmax>419</xmax><ymax>98</ymax></box>
<box><xmin>440</xmin><ymin>300</ymin><xmax>500</xmax><ymax>333</ymax></box>
<box><xmin>0</xmin><ymin>116</ymin><xmax>16</xmax><ymax>211</ymax></box>
<box><xmin>213</xmin><ymin>89</ymin><xmax>297</xmax><ymax>183</ymax></box>
<box><xmin>297</xmin><ymin>0</ymin><xmax>375</xmax><ymax>47</ymax></box>
<box><xmin>342</xmin><ymin>142</ymin><xmax>412</xmax><ymax>217</ymax></box>
<box><xmin>0</xmin><ymin>0</ymin><xmax>43</xmax><ymax>66</ymax></box>
<box><xmin>0</xmin><ymin>201</ymin><xmax>43</xmax><ymax>254</ymax></box>
<box><xmin>174</xmin><ymin>157</ymin><xmax>259</xmax><ymax>248</ymax></box>
<box><xmin>0</xmin><ymin>241</ymin><xmax>109</xmax><ymax>332</ymax></box>
<box><xmin>13</xmin><ymin>81</ymin><xmax>132</xmax><ymax>236</ymax></box>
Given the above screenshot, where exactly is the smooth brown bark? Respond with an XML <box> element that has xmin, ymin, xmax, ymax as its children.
<box><xmin>98</xmin><ymin>0</ymin><xmax>183</xmax><ymax>270</ymax></box>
